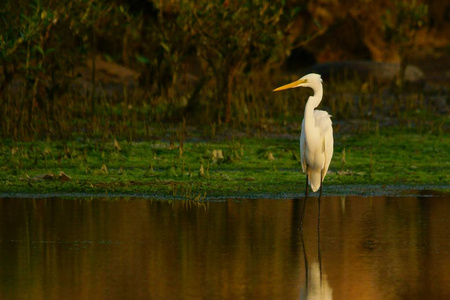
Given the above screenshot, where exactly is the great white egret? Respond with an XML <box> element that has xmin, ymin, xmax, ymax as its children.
<box><xmin>273</xmin><ymin>73</ymin><xmax>333</xmax><ymax>228</ymax></box>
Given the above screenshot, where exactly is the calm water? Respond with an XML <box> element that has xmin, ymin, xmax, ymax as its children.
<box><xmin>1</xmin><ymin>193</ymin><xmax>450</xmax><ymax>299</ymax></box>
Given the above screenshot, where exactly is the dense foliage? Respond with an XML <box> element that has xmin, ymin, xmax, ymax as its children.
<box><xmin>0</xmin><ymin>0</ymin><xmax>443</xmax><ymax>141</ymax></box>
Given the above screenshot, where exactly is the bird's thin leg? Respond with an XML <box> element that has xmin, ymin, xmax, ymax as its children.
<box><xmin>318</xmin><ymin>170</ymin><xmax>323</xmax><ymax>230</ymax></box>
<box><xmin>300</xmin><ymin>174</ymin><xmax>308</xmax><ymax>228</ymax></box>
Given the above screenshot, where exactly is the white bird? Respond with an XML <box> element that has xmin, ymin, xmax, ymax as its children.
<box><xmin>273</xmin><ymin>73</ymin><xmax>333</xmax><ymax>228</ymax></box>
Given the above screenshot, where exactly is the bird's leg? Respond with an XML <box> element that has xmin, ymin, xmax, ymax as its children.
<box><xmin>300</xmin><ymin>174</ymin><xmax>308</xmax><ymax>228</ymax></box>
<box><xmin>318</xmin><ymin>170</ymin><xmax>323</xmax><ymax>230</ymax></box>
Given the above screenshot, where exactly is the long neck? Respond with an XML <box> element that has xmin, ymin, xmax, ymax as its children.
<box><xmin>304</xmin><ymin>84</ymin><xmax>323</xmax><ymax>125</ymax></box>
<box><xmin>303</xmin><ymin>84</ymin><xmax>323</xmax><ymax>149</ymax></box>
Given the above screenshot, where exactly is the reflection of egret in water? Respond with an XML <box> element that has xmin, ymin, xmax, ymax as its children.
<box><xmin>299</xmin><ymin>232</ymin><xmax>333</xmax><ymax>300</ymax></box>
<box><xmin>292</xmin><ymin>197</ymin><xmax>333</xmax><ymax>299</ymax></box>
<box><xmin>306</xmin><ymin>262</ymin><xmax>333</xmax><ymax>300</ymax></box>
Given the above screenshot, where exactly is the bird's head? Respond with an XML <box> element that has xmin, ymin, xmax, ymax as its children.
<box><xmin>273</xmin><ymin>73</ymin><xmax>322</xmax><ymax>92</ymax></box>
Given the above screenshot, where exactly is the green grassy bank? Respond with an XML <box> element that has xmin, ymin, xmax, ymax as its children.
<box><xmin>1</xmin><ymin>126</ymin><xmax>448</xmax><ymax>199</ymax></box>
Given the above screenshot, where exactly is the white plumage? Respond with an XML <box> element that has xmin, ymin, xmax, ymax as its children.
<box><xmin>273</xmin><ymin>73</ymin><xmax>334</xmax><ymax>227</ymax></box>
<box><xmin>274</xmin><ymin>73</ymin><xmax>333</xmax><ymax>192</ymax></box>
<box><xmin>300</xmin><ymin>109</ymin><xmax>333</xmax><ymax>192</ymax></box>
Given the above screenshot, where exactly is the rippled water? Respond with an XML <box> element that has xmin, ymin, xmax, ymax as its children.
<box><xmin>1</xmin><ymin>193</ymin><xmax>449</xmax><ymax>299</ymax></box>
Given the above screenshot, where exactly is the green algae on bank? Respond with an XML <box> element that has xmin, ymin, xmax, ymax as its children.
<box><xmin>0</xmin><ymin>129</ymin><xmax>449</xmax><ymax>198</ymax></box>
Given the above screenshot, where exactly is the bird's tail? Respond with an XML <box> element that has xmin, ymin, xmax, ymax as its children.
<box><xmin>309</xmin><ymin>170</ymin><xmax>322</xmax><ymax>192</ymax></box>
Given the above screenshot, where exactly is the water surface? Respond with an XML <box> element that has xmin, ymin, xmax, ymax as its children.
<box><xmin>1</xmin><ymin>193</ymin><xmax>449</xmax><ymax>299</ymax></box>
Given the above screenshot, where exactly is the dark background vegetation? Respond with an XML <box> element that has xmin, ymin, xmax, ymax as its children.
<box><xmin>1</xmin><ymin>0</ymin><xmax>449</xmax><ymax>141</ymax></box>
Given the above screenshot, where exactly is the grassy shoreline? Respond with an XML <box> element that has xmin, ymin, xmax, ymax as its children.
<box><xmin>1</xmin><ymin>127</ymin><xmax>448</xmax><ymax>199</ymax></box>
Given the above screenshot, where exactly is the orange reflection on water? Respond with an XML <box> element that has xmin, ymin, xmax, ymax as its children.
<box><xmin>0</xmin><ymin>194</ymin><xmax>449</xmax><ymax>299</ymax></box>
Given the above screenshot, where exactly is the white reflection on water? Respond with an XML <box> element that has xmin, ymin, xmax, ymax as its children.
<box><xmin>300</xmin><ymin>229</ymin><xmax>333</xmax><ymax>300</ymax></box>
<box><xmin>307</xmin><ymin>262</ymin><xmax>332</xmax><ymax>300</ymax></box>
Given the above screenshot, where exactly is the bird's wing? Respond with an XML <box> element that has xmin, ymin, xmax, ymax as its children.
<box><xmin>300</xmin><ymin>118</ymin><xmax>307</xmax><ymax>173</ymax></box>
<box><xmin>322</xmin><ymin>126</ymin><xmax>333</xmax><ymax>180</ymax></box>
<box><xmin>314</xmin><ymin>110</ymin><xmax>333</xmax><ymax>180</ymax></box>
<box><xmin>314</xmin><ymin>110</ymin><xmax>332</xmax><ymax>136</ymax></box>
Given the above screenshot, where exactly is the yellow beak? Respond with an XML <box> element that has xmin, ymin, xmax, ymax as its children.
<box><xmin>273</xmin><ymin>79</ymin><xmax>307</xmax><ymax>92</ymax></box>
